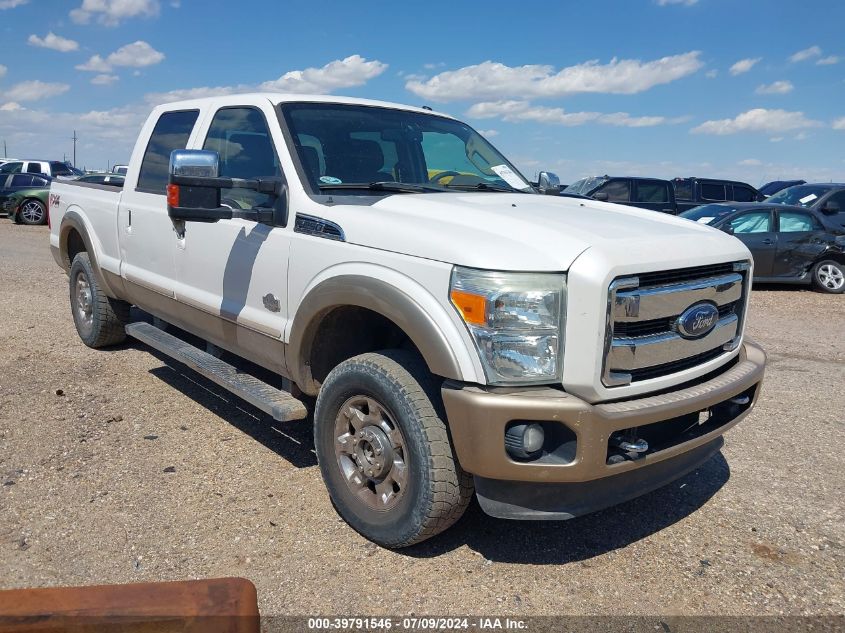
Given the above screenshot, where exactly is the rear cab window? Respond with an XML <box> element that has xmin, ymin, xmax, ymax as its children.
<box><xmin>136</xmin><ymin>109</ymin><xmax>200</xmax><ymax>194</ymax></box>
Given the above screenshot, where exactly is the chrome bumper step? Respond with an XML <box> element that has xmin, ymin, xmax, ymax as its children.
<box><xmin>126</xmin><ymin>322</ymin><xmax>308</xmax><ymax>422</ymax></box>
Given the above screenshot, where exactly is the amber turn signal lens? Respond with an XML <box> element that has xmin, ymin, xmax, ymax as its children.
<box><xmin>450</xmin><ymin>289</ymin><xmax>487</xmax><ymax>325</ymax></box>
<box><xmin>166</xmin><ymin>184</ymin><xmax>180</xmax><ymax>208</ymax></box>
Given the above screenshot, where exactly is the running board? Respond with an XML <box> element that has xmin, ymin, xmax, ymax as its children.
<box><xmin>125</xmin><ymin>322</ymin><xmax>308</xmax><ymax>422</ymax></box>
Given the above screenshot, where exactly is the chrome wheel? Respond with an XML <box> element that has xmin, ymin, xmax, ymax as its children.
<box><xmin>334</xmin><ymin>395</ymin><xmax>408</xmax><ymax>511</ymax></box>
<box><xmin>20</xmin><ymin>200</ymin><xmax>45</xmax><ymax>224</ymax></box>
<box><xmin>818</xmin><ymin>263</ymin><xmax>844</xmax><ymax>291</ymax></box>
<box><xmin>74</xmin><ymin>272</ymin><xmax>94</xmax><ymax>332</ymax></box>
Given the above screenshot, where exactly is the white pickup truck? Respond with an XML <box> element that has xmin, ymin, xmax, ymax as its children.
<box><xmin>49</xmin><ymin>93</ymin><xmax>766</xmax><ymax>547</ymax></box>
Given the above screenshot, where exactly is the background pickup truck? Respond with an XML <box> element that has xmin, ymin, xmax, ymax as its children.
<box><xmin>48</xmin><ymin>94</ymin><xmax>766</xmax><ymax>548</ymax></box>
<box><xmin>563</xmin><ymin>176</ymin><xmax>679</xmax><ymax>214</ymax></box>
<box><xmin>673</xmin><ymin>177</ymin><xmax>763</xmax><ymax>213</ymax></box>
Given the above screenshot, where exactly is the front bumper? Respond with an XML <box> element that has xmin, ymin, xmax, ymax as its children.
<box><xmin>441</xmin><ymin>340</ymin><xmax>765</xmax><ymax>519</ymax></box>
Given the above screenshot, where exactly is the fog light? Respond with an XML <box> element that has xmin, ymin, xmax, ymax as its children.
<box><xmin>505</xmin><ymin>423</ymin><xmax>545</xmax><ymax>460</ymax></box>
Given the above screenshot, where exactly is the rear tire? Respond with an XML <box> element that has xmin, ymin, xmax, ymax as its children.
<box><xmin>812</xmin><ymin>259</ymin><xmax>845</xmax><ymax>294</ymax></box>
<box><xmin>18</xmin><ymin>199</ymin><xmax>46</xmax><ymax>225</ymax></box>
<box><xmin>69</xmin><ymin>252</ymin><xmax>130</xmax><ymax>347</ymax></box>
<box><xmin>314</xmin><ymin>350</ymin><xmax>473</xmax><ymax>548</ymax></box>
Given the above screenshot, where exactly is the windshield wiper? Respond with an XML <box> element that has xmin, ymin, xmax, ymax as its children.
<box><xmin>440</xmin><ymin>182</ymin><xmax>530</xmax><ymax>193</ymax></box>
<box><xmin>317</xmin><ymin>181</ymin><xmax>444</xmax><ymax>194</ymax></box>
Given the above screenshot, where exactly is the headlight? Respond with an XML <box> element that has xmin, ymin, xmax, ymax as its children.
<box><xmin>450</xmin><ymin>266</ymin><xmax>565</xmax><ymax>384</ymax></box>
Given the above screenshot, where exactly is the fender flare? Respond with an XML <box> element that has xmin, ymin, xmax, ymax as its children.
<box><xmin>59</xmin><ymin>211</ymin><xmax>120</xmax><ymax>298</ymax></box>
<box><xmin>287</xmin><ymin>274</ymin><xmax>469</xmax><ymax>391</ymax></box>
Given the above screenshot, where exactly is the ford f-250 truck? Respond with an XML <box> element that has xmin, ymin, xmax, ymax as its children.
<box><xmin>49</xmin><ymin>94</ymin><xmax>766</xmax><ymax>548</ymax></box>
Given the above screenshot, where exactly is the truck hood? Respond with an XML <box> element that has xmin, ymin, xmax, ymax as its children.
<box><xmin>315</xmin><ymin>193</ymin><xmax>750</xmax><ymax>271</ymax></box>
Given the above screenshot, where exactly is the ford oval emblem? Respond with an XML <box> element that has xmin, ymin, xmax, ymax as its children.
<box><xmin>676</xmin><ymin>302</ymin><xmax>719</xmax><ymax>339</ymax></box>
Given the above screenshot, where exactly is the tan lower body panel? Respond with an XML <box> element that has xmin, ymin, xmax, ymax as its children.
<box><xmin>442</xmin><ymin>340</ymin><xmax>766</xmax><ymax>484</ymax></box>
<box><xmin>116</xmin><ymin>275</ymin><xmax>288</xmax><ymax>378</ymax></box>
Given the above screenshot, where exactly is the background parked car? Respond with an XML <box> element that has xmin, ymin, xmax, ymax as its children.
<box><xmin>764</xmin><ymin>183</ymin><xmax>845</xmax><ymax>229</ymax></box>
<box><xmin>681</xmin><ymin>202</ymin><xmax>845</xmax><ymax>293</ymax></box>
<box><xmin>563</xmin><ymin>176</ymin><xmax>678</xmax><ymax>213</ymax></box>
<box><xmin>0</xmin><ymin>173</ymin><xmax>51</xmax><ymax>214</ymax></box>
<box><xmin>7</xmin><ymin>186</ymin><xmax>49</xmax><ymax>225</ymax></box>
<box><xmin>0</xmin><ymin>160</ymin><xmax>83</xmax><ymax>180</ymax></box>
<box><xmin>111</xmin><ymin>164</ymin><xmax>128</xmax><ymax>175</ymax></box>
<box><xmin>759</xmin><ymin>179</ymin><xmax>806</xmax><ymax>197</ymax></box>
<box><xmin>673</xmin><ymin>177</ymin><xmax>762</xmax><ymax>213</ymax></box>
<box><xmin>75</xmin><ymin>173</ymin><xmax>125</xmax><ymax>187</ymax></box>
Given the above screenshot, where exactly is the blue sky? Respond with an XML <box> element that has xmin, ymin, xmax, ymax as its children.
<box><xmin>1</xmin><ymin>0</ymin><xmax>844</xmax><ymax>185</ymax></box>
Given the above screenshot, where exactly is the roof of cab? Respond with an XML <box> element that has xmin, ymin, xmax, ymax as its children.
<box><xmin>154</xmin><ymin>93</ymin><xmax>455</xmax><ymax>120</ymax></box>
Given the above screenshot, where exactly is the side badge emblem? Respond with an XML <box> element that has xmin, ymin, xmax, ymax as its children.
<box><xmin>263</xmin><ymin>293</ymin><xmax>281</xmax><ymax>313</ymax></box>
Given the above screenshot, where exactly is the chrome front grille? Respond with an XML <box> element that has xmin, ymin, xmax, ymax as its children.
<box><xmin>603</xmin><ymin>262</ymin><xmax>750</xmax><ymax>386</ymax></box>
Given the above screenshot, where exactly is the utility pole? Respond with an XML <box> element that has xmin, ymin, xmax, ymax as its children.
<box><xmin>71</xmin><ymin>130</ymin><xmax>78</xmax><ymax>166</ymax></box>
<box><xmin>2</xmin><ymin>139</ymin><xmax>6</xmax><ymax>158</ymax></box>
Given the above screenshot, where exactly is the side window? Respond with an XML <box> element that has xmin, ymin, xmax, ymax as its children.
<box><xmin>779</xmin><ymin>211</ymin><xmax>819</xmax><ymax>232</ymax></box>
<box><xmin>701</xmin><ymin>183</ymin><xmax>726</xmax><ymax>201</ymax></box>
<box><xmin>673</xmin><ymin>179</ymin><xmax>692</xmax><ymax>200</ymax></box>
<box><xmin>137</xmin><ymin>109</ymin><xmax>199</xmax><ymax>194</ymax></box>
<box><xmin>824</xmin><ymin>191</ymin><xmax>845</xmax><ymax>210</ymax></box>
<box><xmin>730</xmin><ymin>211</ymin><xmax>772</xmax><ymax>234</ymax></box>
<box><xmin>203</xmin><ymin>107</ymin><xmax>280</xmax><ymax>208</ymax></box>
<box><xmin>26</xmin><ymin>162</ymin><xmax>46</xmax><ymax>175</ymax></box>
<box><xmin>732</xmin><ymin>186</ymin><xmax>755</xmax><ymax>202</ymax></box>
<box><xmin>33</xmin><ymin>177</ymin><xmax>49</xmax><ymax>187</ymax></box>
<box><xmin>0</xmin><ymin>162</ymin><xmax>23</xmax><ymax>174</ymax></box>
<box><xmin>11</xmin><ymin>174</ymin><xmax>34</xmax><ymax>187</ymax></box>
<box><xmin>596</xmin><ymin>179</ymin><xmax>630</xmax><ymax>202</ymax></box>
<box><xmin>634</xmin><ymin>180</ymin><xmax>669</xmax><ymax>203</ymax></box>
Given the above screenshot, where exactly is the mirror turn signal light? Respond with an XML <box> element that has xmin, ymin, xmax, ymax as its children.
<box><xmin>166</xmin><ymin>184</ymin><xmax>180</xmax><ymax>208</ymax></box>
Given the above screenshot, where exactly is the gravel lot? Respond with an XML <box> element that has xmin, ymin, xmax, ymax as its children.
<box><xmin>1</xmin><ymin>222</ymin><xmax>843</xmax><ymax>617</ymax></box>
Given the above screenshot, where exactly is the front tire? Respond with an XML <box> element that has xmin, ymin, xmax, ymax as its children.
<box><xmin>69</xmin><ymin>252</ymin><xmax>130</xmax><ymax>347</ymax></box>
<box><xmin>812</xmin><ymin>259</ymin><xmax>845</xmax><ymax>294</ymax></box>
<box><xmin>314</xmin><ymin>350</ymin><xmax>473</xmax><ymax>548</ymax></box>
<box><xmin>18</xmin><ymin>199</ymin><xmax>46</xmax><ymax>225</ymax></box>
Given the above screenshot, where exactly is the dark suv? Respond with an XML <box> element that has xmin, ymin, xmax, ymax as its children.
<box><xmin>673</xmin><ymin>177</ymin><xmax>762</xmax><ymax>213</ymax></box>
<box><xmin>563</xmin><ymin>176</ymin><xmax>678</xmax><ymax>213</ymax></box>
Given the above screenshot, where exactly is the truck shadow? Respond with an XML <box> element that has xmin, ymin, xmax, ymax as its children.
<box><xmin>130</xmin><ymin>335</ymin><xmax>731</xmax><ymax>565</ymax></box>
<box><xmin>403</xmin><ymin>453</ymin><xmax>730</xmax><ymax>564</ymax></box>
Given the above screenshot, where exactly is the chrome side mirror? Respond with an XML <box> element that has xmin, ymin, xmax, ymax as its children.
<box><xmin>537</xmin><ymin>171</ymin><xmax>561</xmax><ymax>196</ymax></box>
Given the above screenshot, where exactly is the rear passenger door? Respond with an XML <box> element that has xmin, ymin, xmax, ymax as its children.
<box><xmin>724</xmin><ymin>210</ymin><xmax>776</xmax><ymax>276</ymax></box>
<box><xmin>632</xmin><ymin>180</ymin><xmax>675</xmax><ymax>213</ymax></box>
<box><xmin>175</xmin><ymin>104</ymin><xmax>292</xmax><ymax>349</ymax></box>
<box><xmin>772</xmin><ymin>210</ymin><xmax>827</xmax><ymax>278</ymax></box>
<box><xmin>119</xmin><ymin>109</ymin><xmax>201</xmax><ymax>297</ymax></box>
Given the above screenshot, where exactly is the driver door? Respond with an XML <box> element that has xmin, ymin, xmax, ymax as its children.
<box><xmin>724</xmin><ymin>209</ymin><xmax>776</xmax><ymax>276</ymax></box>
<box><xmin>173</xmin><ymin>104</ymin><xmax>292</xmax><ymax>366</ymax></box>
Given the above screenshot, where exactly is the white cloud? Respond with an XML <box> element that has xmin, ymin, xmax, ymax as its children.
<box><xmin>406</xmin><ymin>52</ymin><xmax>704</xmax><ymax>102</ymax></box>
<box><xmin>76</xmin><ymin>55</ymin><xmax>112</xmax><ymax>72</ymax></box>
<box><xmin>3</xmin><ymin>80</ymin><xmax>70</xmax><ymax>103</ymax></box>
<box><xmin>259</xmin><ymin>55</ymin><xmax>387</xmax><ymax>93</ymax></box>
<box><xmin>144</xmin><ymin>84</ymin><xmax>249</xmax><ymax>104</ymax></box>
<box><xmin>478</xmin><ymin>129</ymin><xmax>498</xmax><ymax>138</ymax></box>
<box><xmin>692</xmin><ymin>108</ymin><xmax>822</xmax><ymax>135</ymax></box>
<box><xmin>27</xmin><ymin>32</ymin><xmax>79</xmax><ymax>52</ymax></box>
<box><xmin>76</xmin><ymin>41</ymin><xmax>164</xmax><ymax>73</ymax></box>
<box><xmin>816</xmin><ymin>55</ymin><xmax>840</xmax><ymax>66</ymax></box>
<box><xmin>0</xmin><ymin>102</ymin><xmax>23</xmax><ymax>111</ymax></box>
<box><xmin>770</xmin><ymin>137</ymin><xmax>784</xmax><ymax>143</ymax></box>
<box><xmin>467</xmin><ymin>100</ymin><xmax>687</xmax><ymax>128</ymax></box>
<box><xmin>789</xmin><ymin>46</ymin><xmax>822</xmax><ymax>63</ymax></box>
<box><xmin>106</xmin><ymin>41</ymin><xmax>164</xmax><ymax>68</ymax></box>
<box><xmin>91</xmin><ymin>74</ymin><xmax>119</xmax><ymax>85</ymax></box>
<box><xmin>70</xmin><ymin>0</ymin><xmax>159</xmax><ymax>26</ymax></box>
<box><xmin>0</xmin><ymin>64</ymin><xmax>6</xmax><ymax>78</ymax></box>
<box><xmin>833</xmin><ymin>117</ymin><xmax>845</xmax><ymax>130</ymax></box>
<box><xmin>729</xmin><ymin>57</ymin><xmax>761</xmax><ymax>75</ymax></box>
<box><xmin>738</xmin><ymin>159</ymin><xmax>762</xmax><ymax>166</ymax></box>
<box><xmin>755</xmin><ymin>80</ymin><xmax>794</xmax><ymax>95</ymax></box>
<box><xmin>655</xmin><ymin>0</ymin><xmax>697</xmax><ymax>4</ymax></box>
<box><xmin>0</xmin><ymin>0</ymin><xmax>28</xmax><ymax>8</ymax></box>
<box><xmin>705</xmin><ymin>69</ymin><xmax>718</xmax><ymax>79</ymax></box>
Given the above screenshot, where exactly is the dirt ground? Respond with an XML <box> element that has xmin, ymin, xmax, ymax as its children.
<box><xmin>1</xmin><ymin>222</ymin><xmax>843</xmax><ymax>616</ymax></box>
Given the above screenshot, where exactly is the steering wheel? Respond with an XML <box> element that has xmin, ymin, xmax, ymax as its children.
<box><xmin>429</xmin><ymin>170</ymin><xmax>462</xmax><ymax>184</ymax></box>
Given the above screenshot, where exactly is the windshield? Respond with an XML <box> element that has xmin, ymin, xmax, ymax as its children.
<box><xmin>564</xmin><ymin>177</ymin><xmax>607</xmax><ymax>195</ymax></box>
<box><xmin>279</xmin><ymin>103</ymin><xmax>532</xmax><ymax>195</ymax></box>
<box><xmin>765</xmin><ymin>185</ymin><xmax>833</xmax><ymax>207</ymax></box>
<box><xmin>680</xmin><ymin>204</ymin><xmax>739</xmax><ymax>224</ymax></box>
